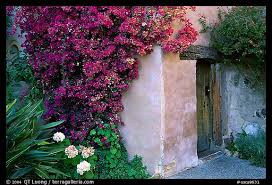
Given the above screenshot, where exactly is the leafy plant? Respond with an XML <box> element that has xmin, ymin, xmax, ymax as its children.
<box><xmin>6</xmin><ymin>52</ymin><xmax>43</xmax><ymax>104</ymax></box>
<box><xmin>6</xmin><ymin>99</ymin><xmax>68</xmax><ymax>179</ymax></box>
<box><xmin>208</xmin><ymin>6</ymin><xmax>266</xmax><ymax>88</ymax></box>
<box><xmin>95</xmin><ymin>143</ymin><xmax>150</xmax><ymax>179</ymax></box>
<box><xmin>58</xmin><ymin>141</ymin><xmax>98</xmax><ymax>179</ymax></box>
<box><xmin>225</xmin><ymin>140</ymin><xmax>238</xmax><ymax>156</ymax></box>
<box><xmin>235</xmin><ymin>129</ymin><xmax>266</xmax><ymax>167</ymax></box>
<box><xmin>87</xmin><ymin>121</ymin><xmax>123</xmax><ymax>170</ymax></box>
<box><xmin>210</xmin><ymin>6</ymin><xmax>266</xmax><ymax>62</ymax></box>
<box><xmin>198</xmin><ymin>15</ymin><xmax>212</xmax><ymax>33</ymax></box>
<box><xmin>86</xmin><ymin>123</ymin><xmax>149</xmax><ymax>179</ymax></box>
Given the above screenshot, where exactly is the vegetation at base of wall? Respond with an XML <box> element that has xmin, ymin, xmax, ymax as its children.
<box><xmin>6</xmin><ymin>100</ymin><xmax>67</xmax><ymax>179</ymax></box>
<box><xmin>85</xmin><ymin>122</ymin><xmax>150</xmax><ymax>179</ymax></box>
<box><xmin>225</xmin><ymin>140</ymin><xmax>238</xmax><ymax>156</ymax></box>
<box><xmin>228</xmin><ymin>130</ymin><xmax>266</xmax><ymax>168</ymax></box>
<box><xmin>235</xmin><ymin>130</ymin><xmax>266</xmax><ymax>167</ymax></box>
<box><xmin>6</xmin><ymin>99</ymin><xmax>150</xmax><ymax>179</ymax></box>
<box><xmin>95</xmin><ymin>143</ymin><xmax>150</xmax><ymax>179</ymax></box>
<box><xmin>6</xmin><ymin>52</ymin><xmax>43</xmax><ymax>105</ymax></box>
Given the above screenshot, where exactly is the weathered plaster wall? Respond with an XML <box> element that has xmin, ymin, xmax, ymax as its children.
<box><xmin>120</xmin><ymin>6</ymin><xmax>232</xmax><ymax>176</ymax></box>
<box><xmin>120</xmin><ymin>46</ymin><xmax>163</xmax><ymax>174</ymax></box>
<box><xmin>186</xmin><ymin>6</ymin><xmax>232</xmax><ymax>46</ymax></box>
<box><xmin>220</xmin><ymin>64</ymin><xmax>266</xmax><ymax>139</ymax></box>
<box><xmin>162</xmin><ymin>54</ymin><xmax>198</xmax><ymax>177</ymax></box>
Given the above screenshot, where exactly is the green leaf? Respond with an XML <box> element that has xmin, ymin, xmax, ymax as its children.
<box><xmin>40</xmin><ymin>120</ymin><xmax>64</xmax><ymax>130</ymax></box>
<box><xmin>25</xmin><ymin>150</ymin><xmax>50</xmax><ymax>158</ymax></box>
<box><xmin>90</xmin><ymin>130</ymin><xmax>96</xmax><ymax>135</ymax></box>
<box><xmin>92</xmin><ymin>155</ymin><xmax>98</xmax><ymax>161</ymax></box>
<box><xmin>39</xmin><ymin>164</ymin><xmax>70</xmax><ymax>178</ymax></box>
<box><xmin>110</xmin><ymin>148</ymin><xmax>117</xmax><ymax>155</ymax></box>
<box><xmin>34</xmin><ymin>166</ymin><xmax>50</xmax><ymax>179</ymax></box>
<box><xmin>63</xmin><ymin>139</ymin><xmax>71</xmax><ymax>146</ymax></box>
<box><xmin>109</xmin><ymin>163</ymin><xmax>116</xmax><ymax>168</ymax></box>
<box><xmin>6</xmin><ymin>146</ymin><xmax>31</xmax><ymax>168</ymax></box>
<box><xmin>94</xmin><ymin>138</ymin><xmax>100</xmax><ymax>143</ymax></box>
<box><xmin>37</xmin><ymin>141</ymin><xmax>51</xmax><ymax>146</ymax></box>
<box><xmin>116</xmin><ymin>151</ymin><xmax>121</xmax><ymax>158</ymax></box>
<box><xmin>88</xmin><ymin>159</ymin><xmax>95</xmax><ymax>166</ymax></box>
<box><xmin>111</xmin><ymin>133</ymin><xmax>117</xmax><ymax>138</ymax></box>
<box><xmin>98</xmin><ymin>129</ymin><xmax>105</xmax><ymax>135</ymax></box>
<box><xmin>71</xmin><ymin>155</ymin><xmax>80</xmax><ymax>166</ymax></box>
<box><xmin>9</xmin><ymin>166</ymin><xmax>33</xmax><ymax>179</ymax></box>
<box><xmin>84</xmin><ymin>171</ymin><xmax>94</xmax><ymax>179</ymax></box>
<box><xmin>6</xmin><ymin>99</ymin><xmax>16</xmax><ymax>113</ymax></box>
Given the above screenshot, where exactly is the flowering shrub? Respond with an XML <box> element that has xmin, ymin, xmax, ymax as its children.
<box><xmin>8</xmin><ymin>6</ymin><xmax>198</xmax><ymax>142</ymax></box>
<box><xmin>65</xmin><ymin>145</ymin><xmax>79</xmax><ymax>158</ymax></box>
<box><xmin>58</xmin><ymin>136</ymin><xmax>97</xmax><ymax>179</ymax></box>
<box><xmin>77</xmin><ymin>161</ymin><xmax>91</xmax><ymax>176</ymax></box>
<box><xmin>53</xmin><ymin>132</ymin><xmax>66</xmax><ymax>142</ymax></box>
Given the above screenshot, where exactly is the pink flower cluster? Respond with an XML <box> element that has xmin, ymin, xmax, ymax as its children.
<box><xmin>9</xmin><ymin>6</ymin><xmax>198</xmax><ymax>142</ymax></box>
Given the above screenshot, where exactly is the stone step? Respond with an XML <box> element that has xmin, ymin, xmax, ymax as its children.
<box><xmin>198</xmin><ymin>150</ymin><xmax>224</xmax><ymax>164</ymax></box>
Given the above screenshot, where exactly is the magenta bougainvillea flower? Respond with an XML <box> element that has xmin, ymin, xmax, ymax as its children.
<box><xmin>8</xmin><ymin>6</ymin><xmax>198</xmax><ymax>143</ymax></box>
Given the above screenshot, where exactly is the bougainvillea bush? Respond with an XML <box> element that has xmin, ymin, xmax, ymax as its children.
<box><xmin>8</xmin><ymin>6</ymin><xmax>198</xmax><ymax>144</ymax></box>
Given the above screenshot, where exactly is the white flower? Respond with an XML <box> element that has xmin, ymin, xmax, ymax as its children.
<box><xmin>142</xmin><ymin>22</ymin><xmax>147</xmax><ymax>27</ymax></box>
<box><xmin>65</xmin><ymin>145</ymin><xmax>78</xmax><ymax>158</ymax></box>
<box><xmin>78</xmin><ymin>145</ymin><xmax>85</xmax><ymax>153</ymax></box>
<box><xmin>53</xmin><ymin>132</ymin><xmax>65</xmax><ymax>142</ymax></box>
<box><xmin>81</xmin><ymin>146</ymin><xmax>95</xmax><ymax>159</ymax></box>
<box><xmin>77</xmin><ymin>160</ymin><xmax>91</xmax><ymax>175</ymax></box>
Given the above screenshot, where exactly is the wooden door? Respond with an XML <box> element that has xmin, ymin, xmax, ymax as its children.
<box><xmin>196</xmin><ymin>62</ymin><xmax>213</xmax><ymax>153</ymax></box>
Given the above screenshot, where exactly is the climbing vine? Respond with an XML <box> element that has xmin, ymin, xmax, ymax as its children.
<box><xmin>8</xmin><ymin>6</ymin><xmax>198</xmax><ymax>143</ymax></box>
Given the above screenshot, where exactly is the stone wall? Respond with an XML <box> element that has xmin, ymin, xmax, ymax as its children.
<box><xmin>220</xmin><ymin>64</ymin><xmax>266</xmax><ymax>139</ymax></box>
<box><xmin>6</xmin><ymin>13</ymin><xmax>25</xmax><ymax>60</ymax></box>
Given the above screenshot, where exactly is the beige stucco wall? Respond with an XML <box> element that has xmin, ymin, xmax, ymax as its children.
<box><xmin>120</xmin><ymin>6</ymin><xmax>231</xmax><ymax>177</ymax></box>
<box><xmin>120</xmin><ymin>46</ymin><xmax>163</xmax><ymax>174</ymax></box>
<box><xmin>187</xmin><ymin>6</ymin><xmax>232</xmax><ymax>46</ymax></box>
<box><xmin>162</xmin><ymin>55</ymin><xmax>198</xmax><ymax>176</ymax></box>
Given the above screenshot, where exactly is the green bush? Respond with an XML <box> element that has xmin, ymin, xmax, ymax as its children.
<box><xmin>6</xmin><ymin>99</ymin><xmax>68</xmax><ymax>179</ymax></box>
<box><xmin>86</xmin><ymin>123</ymin><xmax>150</xmax><ymax>179</ymax></box>
<box><xmin>6</xmin><ymin>52</ymin><xmax>43</xmax><ymax>104</ymax></box>
<box><xmin>210</xmin><ymin>6</ymin><xmax>266</xmax><ymax>62</ymax></box>
<box><xmin>96</xmin><ymin>143</ymin><xmax>150</xmax><ymax>179</ymax></box>
<box><xmin>225</xmin><ymin>140</ymin><xmax>238</xmax><ymax>155</ymax></box>
<box><xmin>235</xmin><ymin>130</ymin><xmax>266</xmax><ymax>167</ymax></box>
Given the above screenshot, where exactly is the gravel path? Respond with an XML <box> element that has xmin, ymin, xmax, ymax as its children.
<box><xmin>168</xmin><ymin>155</ymin><xmax>266</xmax><ymax>179</ymax></box>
